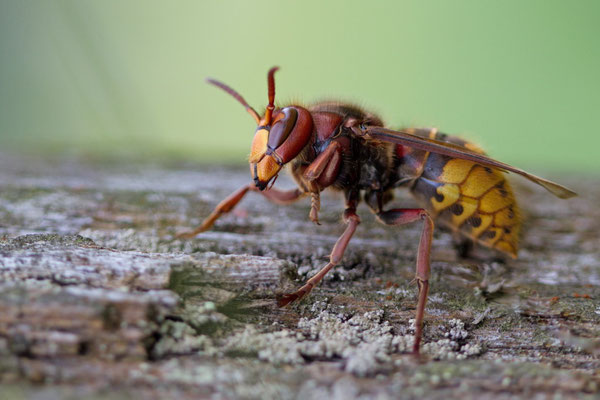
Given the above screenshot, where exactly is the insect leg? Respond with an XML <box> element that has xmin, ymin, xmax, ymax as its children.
<box><xmin>309</xmin><ymin>191</ymin><xmax>321</xmax><ymax>225</ymax></box>
<box><xmin>260</xmin><ymin>187</ymin><xmax>305</xmax><ymax>204</ymax></box>
<box><xmin>377</xmin><ymin>208</ymin><xmax>434</xmax><ymax>355</ymax></box>
<box><xmin>303</xmin><ymin>141</ymin><xmax>341</xmax><ymax>181</ymax></box>
<box><xmin>303</xmin><ymin>140</ymin><xmax>343</xmax><ymax>225</ymax></box>
<box><xmin>277</xmin><ymin>207</ymin><xmax>360</xmax><ymax>307</ymax></box>
<box><xmin>177</xmin><ymin>183</ymin><xmax>305</xmax><ymax>238</ymax></box>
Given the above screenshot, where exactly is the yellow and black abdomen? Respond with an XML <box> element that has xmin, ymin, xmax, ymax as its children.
<box><xmin>397</xmin><ymin>129</ymin><xmax>521</xmax><ymax>257</ymax></box>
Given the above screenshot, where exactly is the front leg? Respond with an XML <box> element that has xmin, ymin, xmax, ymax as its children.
<box><xmin>303</xmin><ymin>140</ymin><xmax>343</xmax><ymax>224</ymax></box>
<box><xmin>309</xmin><ymin>191</ymin><xmax>321</xmax><ymax>225</ymax></box>
<box><xmin>177</xmin><ymin>183</ymin><xmax>305</xmax><ymax>238</ymax></box>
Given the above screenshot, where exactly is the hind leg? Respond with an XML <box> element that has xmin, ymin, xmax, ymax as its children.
<box><xmin>377</xmin><ymin>208</ymin><xmax>434</xmax><ymax>355</ymax></box>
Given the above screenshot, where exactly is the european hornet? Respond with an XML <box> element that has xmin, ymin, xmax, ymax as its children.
<box><xmin>179</xmin><ymin>67</ymin><xmax>576</xmax><ymax>354</ymax></box>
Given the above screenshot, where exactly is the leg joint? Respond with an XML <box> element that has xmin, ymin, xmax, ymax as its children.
<box><xmin>343</xmin><ymin>208</ymin><xmax>360</xmax><ymax>224</ymax></box>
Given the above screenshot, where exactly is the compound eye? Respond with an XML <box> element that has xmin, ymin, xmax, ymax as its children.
<box><xmin>267</xmin><ymin>107</ymin><xmax>298</xmax><ymax>151</ymax></box>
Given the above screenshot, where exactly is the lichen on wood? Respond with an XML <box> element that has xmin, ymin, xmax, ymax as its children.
<box><xmin>0</xmin><ymin>153</ymin><xmax>599</xmax><ymax>399</ymax></box>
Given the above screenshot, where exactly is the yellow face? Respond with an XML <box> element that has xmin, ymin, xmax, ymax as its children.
<box><xmin>249</xmin><ymin>127</ymin><xmax>269</xmax><ymax>163</ymax></box>
<box><xmin>249</xmin><ymin>126</ymin><xmax>282</xmax><ymax>190</ymax></box>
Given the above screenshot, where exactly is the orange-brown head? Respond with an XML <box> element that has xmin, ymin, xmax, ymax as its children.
<box><xmin>207</xmin><ymin>67</ymin><xmax>313</xmax><ymax>190</ymax></box>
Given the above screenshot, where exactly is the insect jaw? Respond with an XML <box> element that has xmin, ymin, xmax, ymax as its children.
<box><xmin>251</xmin><ymin>154</ymin><xmax>282</xmax><ymax>191</ymax></box>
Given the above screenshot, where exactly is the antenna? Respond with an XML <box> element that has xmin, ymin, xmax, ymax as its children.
<box><xmin>264</xmin><ymin>66</ymin><xmax>280</xmax><ymax>125</ymax></box>
<box><xmin>206</xmin><ymin>78</ymin><xmax>260</xmax><ymax>123</ymax></box>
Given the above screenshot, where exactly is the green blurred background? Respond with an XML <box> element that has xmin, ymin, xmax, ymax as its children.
<box><xmin>1</xmin><ymin>0</ymin><xmax>598</xmax><ymax>172</ymax></box>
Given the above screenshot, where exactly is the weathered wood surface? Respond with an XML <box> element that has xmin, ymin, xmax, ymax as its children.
<box><xmin>0</xmin><ymin>153</ymin><xmax>599</xmax><ymax>399</ymax></box>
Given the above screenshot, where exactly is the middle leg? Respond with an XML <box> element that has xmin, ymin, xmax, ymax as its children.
<box><xmin>278</xmin><ymin>206</ymin><xmax>360</xmax><ymax>307</ymax></box>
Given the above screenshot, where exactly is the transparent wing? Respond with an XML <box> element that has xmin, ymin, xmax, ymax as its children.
<box><xmin>361</xmin><ymin>126</ymin><xmax>576</xmax><ymax>199</ymax></box>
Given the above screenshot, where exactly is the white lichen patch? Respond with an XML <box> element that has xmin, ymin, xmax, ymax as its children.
<box><xmin>443</xmin><ymin>319</ymin><xmax>469</xmax><ymax>341</ymax></box>
<box><xmin>415</xmin><ymin>318</ymin><xmax>482</xmax><ymax>361</ymax></box>
<box><xmin>224</xmin><ymin>310</ymin><xmax>481</xmax><ymax>376</ymax></box>
<box><xmin>428</xmin><ymin>293</ymin><xmax>445</xmax><ymax>303</ymax></box>
<box><xmin>152</xmin><ymin>320</ymin><xmax>216</xmax><ymax>358</ymax></box>
<box><xmin>297</xmin><ymin>263</ymin><xmax>366</xmax><ymax>284</ymax></box>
